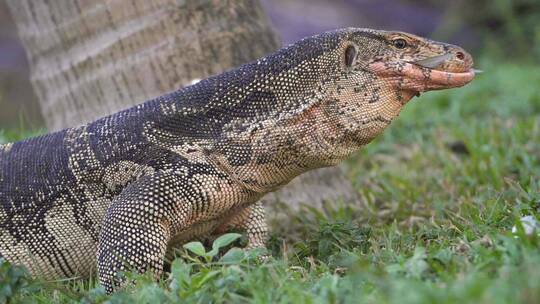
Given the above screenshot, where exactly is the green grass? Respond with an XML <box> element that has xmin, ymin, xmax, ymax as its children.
<box><xmin>2</xmin><ymin>59</ymin><xmax>540</xmax><ymax>303</ymax></box>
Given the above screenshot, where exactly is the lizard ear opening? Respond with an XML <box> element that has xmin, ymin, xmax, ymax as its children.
<box><xmin>344</xmin><ymin>45</ymin><xmax>357</xmax><ymax>67</ymax></box>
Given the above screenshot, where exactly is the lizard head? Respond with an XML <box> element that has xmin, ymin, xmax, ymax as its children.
<box><xmin>333</xmin><ymin>28</ymin><xmax>476</xmax><ymax>108</ymax></box>
<box><xmin>354</xmin><ymin>29</ymin><xmax>476</xmax><ymax>94</ymax></box>
<box><xmin>275</xmin><ymin>28</ymin><xmax>477</xmax><ymax>165</ymax></box>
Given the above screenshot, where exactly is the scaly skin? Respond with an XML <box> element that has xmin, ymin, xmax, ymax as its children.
<box><xmin>0</xmin><ymin>28</ymin><xmax>475</xmax><ymax>292</ymax></box>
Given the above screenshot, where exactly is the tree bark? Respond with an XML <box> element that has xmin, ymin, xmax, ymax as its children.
<box><xmin>6</xmin><ymin>0</ymin><xmax>359</xmax><ymax>217</ymax></box>
<box><xmin>6</xmin><ymin>0</ymin><xmax>280</xmax><ymax>130</ymax></box>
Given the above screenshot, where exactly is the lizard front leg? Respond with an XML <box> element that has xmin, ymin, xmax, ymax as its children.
<box><xmin>96</xmin><ymin>167</ymin><xmax>257</xmax><ymax>293</ymax></box>
<box><xmin>97</xmin><ymin>171</ymin><xmax>195</xmax><ymax>293</ymax></box>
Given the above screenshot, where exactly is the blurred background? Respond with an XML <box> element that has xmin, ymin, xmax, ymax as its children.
<box><xmin>0</xmin><ymin>0</ymin><xmax>539</xmax><ymax>129</ymax></box>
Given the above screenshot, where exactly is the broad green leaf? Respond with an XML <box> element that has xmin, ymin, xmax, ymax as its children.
<box><xmin>170</xmin><ymin>259</ymin><xmax>192</xmax><ymax>288</ymax></box>
<box><xmin>192</xmin><ymin>270</ymin><xmax>220</xmax><ymax>289</ymax></box>
<box><xmin>183</xmin><ymin>242</ymin><xmax>206</xmax><ymax>257</ymax></box>
<box><xmin>219</xmin><ymin>248</ymin><xmax>245</xmax><ymax>264</ymax></box>
<box><xmin>212</xmin><ymin>233</ymin><xmax>242</xmax><ymax>251</ymax></box>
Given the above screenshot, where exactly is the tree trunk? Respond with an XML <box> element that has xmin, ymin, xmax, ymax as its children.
<box><xmin>6</xmin><ymin>0</ymin><xmax>359</xmax><ymax>218</ymax></box>
<box><xmin>6</xmin><ymin>0</ymin><xmax>279</xmax><ymax>130</ymax></box>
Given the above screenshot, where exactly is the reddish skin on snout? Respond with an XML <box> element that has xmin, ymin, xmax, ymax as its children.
<box><xmin>369</xmin><ymin>61</ymin><xmax>476</xmax><ymax>92</ymax></box>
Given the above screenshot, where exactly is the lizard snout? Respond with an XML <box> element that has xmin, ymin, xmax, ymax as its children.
<box><xmin>413</xmin><ymin>47</ymin><xmax>474</xmax><ymax>74</ymax></box>
<box><xmin>439</xmin><ymin>47</ymin><xmax>474</xmax><ymax>73</ymax></box>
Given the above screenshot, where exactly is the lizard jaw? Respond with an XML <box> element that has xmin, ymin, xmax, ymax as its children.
<box><xmin>368</xmin><ymin>61</ymin><xmax>476</xmax><ymax>92</ymax></box>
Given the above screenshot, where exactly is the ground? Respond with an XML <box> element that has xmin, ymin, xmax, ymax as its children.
<box><xmin>1</xmin><ymin>58</ymin><xmax>540</xmax><ymax>303</ymax></box>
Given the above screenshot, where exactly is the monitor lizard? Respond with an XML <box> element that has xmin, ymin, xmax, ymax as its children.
<box><xmin>0</xmin><ymin>28</ymin><xmax>476</xmax><ymax>293</ymax></box>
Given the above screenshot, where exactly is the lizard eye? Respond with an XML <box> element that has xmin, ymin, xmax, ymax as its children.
<box><xmin>392</xmin><ymin>38</ymin><xmax>408</xmax><ymax>49</ymax></box>
<box><xmin>344</xmin><ymin>45</ymin><xmax>357</xmax><ymax>67</ymax></box>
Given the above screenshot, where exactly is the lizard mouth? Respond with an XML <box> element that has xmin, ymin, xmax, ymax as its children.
<box><xmin>368</xmin><ymin>54</ymin><xmax>476</xmax><ymax>93</ymax></box>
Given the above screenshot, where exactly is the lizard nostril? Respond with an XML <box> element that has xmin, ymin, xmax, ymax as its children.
<box><xmin>456</xmin><ymin>51</ymin><xmax>465</xmax><ymax>60</ymax></box>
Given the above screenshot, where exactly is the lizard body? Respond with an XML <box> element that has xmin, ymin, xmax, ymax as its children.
<box><xmin>0</xmin><ymin>28</ymin><xmax>475</xmax><ymax>292</ymax></box>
